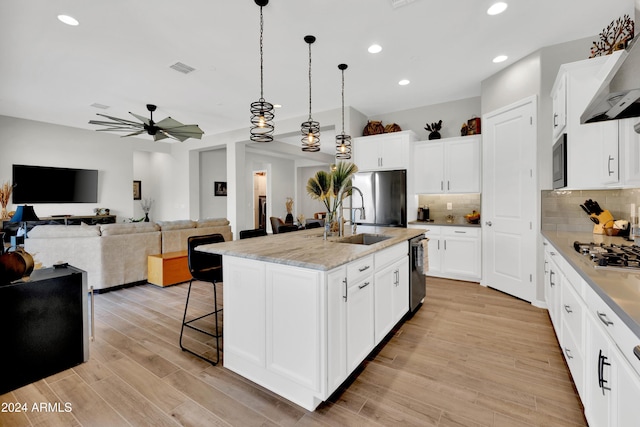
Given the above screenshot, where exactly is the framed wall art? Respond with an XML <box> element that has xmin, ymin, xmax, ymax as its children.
<box><xmin>133</xmin><ymin>180</ymin><xmax>141</xmax><ymax>200</ymax></box>
<box><xmin>214</xmin><ymin>181</ymin><xmax>227</xmax><ymax>197</ymax></box>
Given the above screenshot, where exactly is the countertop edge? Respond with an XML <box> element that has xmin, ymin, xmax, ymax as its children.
<box><xmin>541</xmin><ymin>230</ymin><xmax>640</xmax><ymax>340</ymax></box>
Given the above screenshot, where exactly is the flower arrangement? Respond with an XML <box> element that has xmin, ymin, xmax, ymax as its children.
<box><xmin>285</xmin><ymin>197</ymin><xmax>293</xmax><ymax>214</ymax></box>
<box><xmin>306</xmin><ymin>162</ymin><xmax>358</xmax><ymax>232</ymax></box>
<box><xmin>140</xmin><ymin>198</ymin><xmax>154</xmax><ymax>222</ymax></box>
<box><xmin>0</xmin><ymin>181</ymin><xmax>14</xmax><ymax>219</ymax></box>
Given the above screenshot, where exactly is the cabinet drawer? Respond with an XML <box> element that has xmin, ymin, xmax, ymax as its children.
<box><xmin>561</xmin><ymin>278</ymin><xmax>584</xmax><ymax>350</ymax></box>
<box><xmin>442</xmin><ymin>226</ymin><xmax>480</xmax><ymax>238</ymax></box>
<box><xmin>347</xmin><ymin>255</ymin><xmax>374</xmax><ymax>282</ymax></box>
<box><xmin>561</xmin><ymin>319</ymin><xmax>585</xmax><ymax>399</ymax></box>
<box><xmin>375</xmin><ymin>242</ymin><xmax>407</xmax><ymax>270</ymax></box>
<box><xmin>585</xmin><ymin>284</ymin><xmax>640</xmax><ymax>376</ymax></box>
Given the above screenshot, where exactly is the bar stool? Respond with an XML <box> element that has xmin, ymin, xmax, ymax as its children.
<box><xmin>179</xmin><ymin>233</ymin><xmax>224</xmax><ymax>365</ymax></box>
<box><xmin>239</xmin><ymin>228</ymin><xmax>267</xmax><ymax>239</ymax></box>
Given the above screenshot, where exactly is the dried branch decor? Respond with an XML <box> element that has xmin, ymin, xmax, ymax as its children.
<box><xmin>590</xmin><ymin>14</ymin><xmax>634</xmax><ymax>58</ymax></box>
<box><xmin>0</xmin><ymin>181</ymin><xmax>14</xmax><ymax>219</ymax></box>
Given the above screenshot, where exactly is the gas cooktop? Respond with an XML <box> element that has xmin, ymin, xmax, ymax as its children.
<box><xmin>574</xmin><ymin>241</ymin><xmax>640</xmax><ymax>270</ymax></box>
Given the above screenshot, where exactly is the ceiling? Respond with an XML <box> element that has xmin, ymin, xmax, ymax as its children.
<box><xmin>0</xmin><ymin>0</ymin><xmax>633</xmax><ymax>155</ymax></box>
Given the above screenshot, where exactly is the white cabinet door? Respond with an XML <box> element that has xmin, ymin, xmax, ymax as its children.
<box><xmin>354</xmin><ymin>140</ymin><xmax>382</xmax><ymax>171</ymax></box>
<box><xmin>615</xmin><ymin>354</ymin><xmax>640</xmax><ymax>427</ymax></box>
<box><xmin>414</xmin><ymin>141</ymin><xmax>445</xmax><ymax>193</ymax></box>
<box><xmin>354</xmin><ymin>131</ymin><xmax>414</xmax><ymax>171</ymax></box>
<box><xmin>378</xmin><ymin>133</ymin><xmax>408</xmax><ymax>170</ymax></box>
<box><xmin>374</xmin><ymin>264</ymin><xmax>395</xmax><ymax>343</ymax></box>
<box><xmin>392</xmin><ymin>257</ymin><xmax>409</xmax><ymax>323</ymax></box>
<box><xmin>545</xmin><ymin>249</ymin><xmax>562</xmax><ymax>332</ymax></box>
<box><xmin>445</xmin><ymin>136</ymin><xmax>482</xmax><ymax>193</ymax></box>
<box><xmin>622</xmin><ymin>118</ymin><xmax>640</xmax><ymax>186</ymax></box>
<box><xmin>346</xmin><ymin>275</ymin><xmax>375</xmax><ymax>372</ymax></box>
<box><xmin>552</xmin><ymin>72</ymin><xmax>567</xmax><ymax>140</ymax></box>
<box><xmin>585</xmin><ymin>312</ymin><xmax>612</xmax><ymax>427</ymax></box>
<box><xmin>423</xmin><ymin>226</ymin><xmax>442</xmax><ymax>276</ymax></box>
<box><xmin>601</xmin><ymin>122</ymin><xmax>620</xmax><ymax>185</ymax></box>
<box><xmin>327</xmin><ymin>267</ymin><xmax>347</xmax><ymax>392</ymax></box>
<box><xmin>442</xmin><ymin>236</ymin><xmax>480</xmax><ymax>278</ymax></box>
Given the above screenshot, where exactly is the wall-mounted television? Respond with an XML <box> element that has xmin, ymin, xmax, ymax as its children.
<box><xmin>12</xmin><ymin>164</ymin><xmax>99</xmax><ymax>204</ymax></box>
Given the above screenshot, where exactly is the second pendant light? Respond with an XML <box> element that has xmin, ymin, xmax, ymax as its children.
<box><xmin>301</xmin><ymin>35</ymin><xmax>320</xmax><ymax>152</ymax></box>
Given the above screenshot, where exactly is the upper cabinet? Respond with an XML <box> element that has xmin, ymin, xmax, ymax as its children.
<box><xmin>551</xmin><ymin>73</ymin><xmax>567</xmax><ymax>140</ymax></box>
<box><xmin>414</xmin><ymin>135</ymin><xmax>481</xmax><ymax>194</ymax></box>
<box><xmin>621</xmin><ymin>118</ymin><xmax>640</xmax><ymax>186</ymax></box>
<box><xmin>353</xmin><ymin>131</ymin><xmax>417</xmax><ymax>171</ymax></box>
<box><xmin>552</xmin><ymin>57</ymin><xmax>620</xmax><ymax>189</ymax></box>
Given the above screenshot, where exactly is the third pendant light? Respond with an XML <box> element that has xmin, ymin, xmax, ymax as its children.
<box><xmin>301</xmin><ymin>35</ymin><xmax>320</xmax><ymax>152</ymax></box>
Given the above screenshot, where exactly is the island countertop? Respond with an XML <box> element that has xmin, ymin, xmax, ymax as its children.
<box><xmin>196</xmin><ymin>226</ymin><xmax>425</xmax><ymax>271</ymax></box>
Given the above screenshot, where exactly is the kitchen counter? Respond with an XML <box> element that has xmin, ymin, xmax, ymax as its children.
<box><xmin>409</xmin><ymin>219</ymin><xmax>481</xmax><ymax>228</ymax></box>
<box><xmin>196</xmin><ymin>226</ymin><xmax>424</xmax><ymax>270</ymax></box>
<box><xmin>542</xmin><ymin>230</ymin><xmax>640</xmax><ymax>339</ymax></box>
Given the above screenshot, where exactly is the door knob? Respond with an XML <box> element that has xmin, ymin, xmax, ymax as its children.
<box><xmin>485</xmin><ymin>221</ymin><xmax>492</xmax><ymax>226</ymax></box>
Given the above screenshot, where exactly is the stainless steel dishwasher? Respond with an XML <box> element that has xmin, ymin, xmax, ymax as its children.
<box><xmin>409</xmin><ymin>234</ymin><xmax>427</xmax><ymax>312</ymax></box>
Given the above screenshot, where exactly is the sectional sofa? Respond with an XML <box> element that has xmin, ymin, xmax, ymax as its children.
<box><xmin>25</xmin><ymin>218</ymin><xmax>232</xmax><ymax>291</ymax></box>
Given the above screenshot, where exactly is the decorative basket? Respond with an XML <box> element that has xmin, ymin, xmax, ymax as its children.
<box><xmin>384</xmin><ymin>123</ymin><xmax>402</xmax><ymax>133</ymax></box>
<box><xmin>363</xmin><ymin>121</ymin><xmax>385</xmax><ymax>136</ymax></box>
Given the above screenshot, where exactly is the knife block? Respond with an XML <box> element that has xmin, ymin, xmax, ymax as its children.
<box><xmin>592</xmin><ymin>210</ymin><xmax>614</xmax><ymax>234</ymax></box>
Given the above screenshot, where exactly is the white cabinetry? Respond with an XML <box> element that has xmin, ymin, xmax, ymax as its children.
<box><xmin>621</xmin><ymin>118</ymin><xmax>640</xmax><ymax>186</ymax></box>
<box><xmin>552</xmin><ymin>72</ymin><xmax>567</xmax><ymax>139</ymax></box>
<box><xmin>353</xmin><ymin>131</ymin><xmax>417</xmax><ymax>171</ymax></box>
<box><xmin>542</xmin><ymin>238</ymin><xmax>640</xmax><ymax>425</ymax></box>
<box><xmin>414</xmin><ymin>135</ymin><xmax>481</xmax><ymax>194</ymax></box>
<box><xmin>345</xmin><ymin>256</ymin><xmax>375</xmax><ymax>372</ymax></box>
<box><xmin>374</xmin><ymin>244</ymin><xmax>409</xmax><ymax>343</ymax></box>
<box><xmin>551</xmin><ymin>57</ymin><xmax>620</xmax><ymax>189</ymax></box>
<box><xmin>409</xmin><ymin>224</ymin><xmax>481</xmax><ymax>281</ymax></box>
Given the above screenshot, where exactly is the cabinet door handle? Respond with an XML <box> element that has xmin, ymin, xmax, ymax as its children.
<box><xmin>358</xmin><ymin>265</ymin><xmax>370</xmax><ymax>272</ymax></box>
<box><xmin>553</xmin><ymin>113</ymin><xmax>558</xmax><ymax>127</ymax></box>
<box><xmin>550</xmin><ymin>270</ymin><xmax>555</xmax><ymax>287</ymax></box>
<box><xmin>544</xmin><ymin>260</ymin><xmax>549</xmax><ymax>274</ymax></box>
<box><xmin>90</xmin><ymin>286</ymin><xmax>95</xmax><ymax>342</ymax></box>
<box><xmin>343</xmin><ymin>278</ymin><xmax>347</xmax><ymax>302</ymax></box>
<box><xmin>564</xmin><ymin>347</ymin><xmax>573</xmax><ymax>359</ymax></box>
<box><xmin>597</xmin><ymin>311</ymin><xmax>614</xmax><ymax>326</ymax></box>
<box><xmin>437</xmin><ymin>240</ymin><xmax>440</xmax><ymax>250</ymax></box>
<box><xmin>608</xmin><ymin>156</ymin><xmax>615</xmax><ymax>175</ymax></box>
<box><xmin>634</xmin><ymin>345</ymin><xmax>640</xmax><ymax>361</ymax></box>
<box><xmin>485</xmin><ymin>221</ymin><xmax>492</xmax><ymax>227</ymax></box>
<box><xmin>564</xmin><ymin>305</ymin><xmax>572</xmax><ymax>314</ymax></box>
<box><xmin>359</xmin><ymin>281</ymin><xmax>371</xmax><ymax>289</ymax></box>
<box><xmin>455</xmin><ymin>231</ymin><xmax>466</xmax><ymax>234</ymax></box>
<box><xmin>441</xmin><ymin>181</ymin><xmax>444</xmax><ymax>191</ymax></box>
<box><xmin>447</xmin><ymin>181</ymin><xmax>450</xmax><ymax>191</ymax></box>
<box><xmin>444</xmin><ymin>240</ymin><xmax>447</xmax><ymax>250</ymax></box>
<box><xmin>598</xmin><ymin>349</ymin><xmax>611</xmax><ymax>394</ymax></box>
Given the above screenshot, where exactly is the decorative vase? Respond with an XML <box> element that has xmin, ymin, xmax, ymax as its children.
<box><xmin>144</xmin><ymin>212</ymin><xmax>150</xmax><ymax>222</ymax></box>
<box><xmin>428</xmin><ymin>131</ymin><xmax>441</xmax><ymax>140</ymax></box>
<box><xmin>324</xmin><ymin>211</ymin><xmax>339</xmax><ymax>237</ymax></box>
<box><xmin>1</xmin><ymin>206</ymin><xmax>8</xmax><ymax>220</ymax></box>
<box><xmin>285</xmin><ymin>213</ymin><xmax>294</xmax><ymax>225</ymax></box>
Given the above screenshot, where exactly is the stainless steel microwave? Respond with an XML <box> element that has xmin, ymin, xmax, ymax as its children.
<box><xmin>553</xmin><ymin>134</ymin><xmax>567</xmax><ymax>189</ymax></box>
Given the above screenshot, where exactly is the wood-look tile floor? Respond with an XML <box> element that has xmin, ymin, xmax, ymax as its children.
<box><xmin>0</xmin><ymin>277</ymin><xmax>587</xmax><ymax>427</ymax></box>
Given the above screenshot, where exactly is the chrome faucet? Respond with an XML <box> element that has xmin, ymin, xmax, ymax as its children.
<box><xmin>340</xmin><ymin>186</ymin><xmax>366</xmax><ymax>236</ymax></box>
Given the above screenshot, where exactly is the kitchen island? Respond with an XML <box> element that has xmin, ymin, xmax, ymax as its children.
<box><xmin>197</xmin><ymin>226</ymin><xmax>425</xmax><ymax>410</ymax></box>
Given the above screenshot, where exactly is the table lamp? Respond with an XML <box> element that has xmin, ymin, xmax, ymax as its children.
<box><xmin>10</xmin><ymin>205</ymin><xmax>39</xmax><ymax>239</ymax></box>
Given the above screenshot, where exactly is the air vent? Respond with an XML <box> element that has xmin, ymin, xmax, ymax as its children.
<box><xmin>90</xmin><ymin>103</ymin><xmax>110</xmax><ymax>109</ymax></box>
<box><xmin>390</xmin><ymin>0</ymin><xmax>417</xmax><ymax>8</ymax></box>
<box><xmin>169</xmin><ymin>62</ymin><xmax>196</xmax><ymax>74</ymax></box>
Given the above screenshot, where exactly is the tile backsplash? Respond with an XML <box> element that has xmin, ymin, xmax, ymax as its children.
<box><xmin>541</xmin><ymin>188</ymin><xmax>640</xmax><ymax>232</ymax></box>
<box><xmin>417</xmin><ymin>193</ymin><xmax>481</xmax><ymax>223</ymax></box>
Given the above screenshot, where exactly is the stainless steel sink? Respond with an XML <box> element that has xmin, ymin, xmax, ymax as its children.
<box><xmin>336</xmin><ymin>233</ymin><xmax>391</xmax><ymax>245</ymax></box>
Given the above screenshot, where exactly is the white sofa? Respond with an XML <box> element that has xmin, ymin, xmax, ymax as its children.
<box><xmin>25</xmin><ymin>218</ymin><xmax>232</xmax><ymax>291</ymax></box>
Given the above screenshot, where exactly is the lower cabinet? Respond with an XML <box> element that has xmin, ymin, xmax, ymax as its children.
<box><xmin>543</xmin><ymin>238</ymin><xmax>640</xmax><ymax>426</ymax></box>
<box><xmin>410</xmin><ymin>224</ymin><xmax>481</xmax><ymax>281</ymax></box>
<box><xmin>374</xmin><ymin>257</ymin><xmax>409</xmax><ymax>343</ymax></box>
<box><xmin>346</xmin><ymin>273</ymin><xmax>375</xmax><ymax>372</ymax></box>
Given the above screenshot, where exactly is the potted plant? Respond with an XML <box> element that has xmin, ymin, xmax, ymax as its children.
<box><xmin>425</xmin><ymin>120</ymin><xmax>443</xmax><ymax>140</ymax></box>
<box><xmin>306</xmin><ymin>162</ymin><xmax>358</xmax><ymax>235</ymax></box>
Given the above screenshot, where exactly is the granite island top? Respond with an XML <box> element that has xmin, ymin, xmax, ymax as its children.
<box><xmin>196</xmin><ymin>226</ymin><xmax>425</xmax><ymax>271</ymax></box>
<box><xmin>408</xmin><ymin>220</ymin><xmax>481</xmax><ymax>228</ymax></box>
<box><xmin>542</xmin><ymin>230</ymin><xmax>640</xmax><ymax>340</ymax></box>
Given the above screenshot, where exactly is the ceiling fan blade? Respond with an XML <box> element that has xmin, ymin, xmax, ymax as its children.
<box><xmin>123</xmin><ymin>130</ymin><xmax>147</xmax><ymax>138</ymax></box>
<box><xmin>156</xmin><ymin>117</ymin><xmax>204</xmax><ymax>141</ymax></box>
<box><xmin>153</xmin><ymin>132</ymin><xmax>169</xmax><ymax>142</ymax></box>
<box><xmin>129</xmin><ymin>112</ymin><xmax>150</xmax><ymax>125</ymax></box>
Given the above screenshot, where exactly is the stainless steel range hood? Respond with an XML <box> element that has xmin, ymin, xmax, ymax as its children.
<box><xmin>581</xmin><ymin>1</ymin><xmax>640</xmax><ymax>127</ymax></box>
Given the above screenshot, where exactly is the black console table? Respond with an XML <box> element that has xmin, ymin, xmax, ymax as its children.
<box><xmin>0</xmin><ymin>266</ymin><xmax>90</xmax><ymax>394</ymax></box>
<box><xmin>1</xmin><ymin>215</ymin><xmax>116</xmax><ymax>242</ymax></box>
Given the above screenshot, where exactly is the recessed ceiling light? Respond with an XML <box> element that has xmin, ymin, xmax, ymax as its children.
<box><xmin>368</xmin><ymin>44</ymin><xmax>382</xmax><ymax>54</ymax></box>
<box><xmin>274</xmin><ymin>104</ymin><xmax>282</xmax><ymax>108</ymax></box>
<box><xmin>487</xmin><ymin>2</ymin><xmax>508</xmax><ymax>15</ymax></box>
<box><xmin>57</xmin><ymin>14</ymin><xmax>79</xmax><ymax>26</ymax></box>
<box><xmin>398</xmin><ymin>79</ymin><xmax>410</xmax><ymax>86</ymax></box>
<box><xmin>493</xmin><ymin>55</ymin><xmax>508</xmax><ymax>63</ymax></box>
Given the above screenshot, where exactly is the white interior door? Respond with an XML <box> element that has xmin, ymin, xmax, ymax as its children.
<box><xmin>482</xmin><ymin>97</ymin><xmax>537</xmax><ymax>302</ymax></box>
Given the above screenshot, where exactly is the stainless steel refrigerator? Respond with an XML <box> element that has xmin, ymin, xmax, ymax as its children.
<box><xmin>352</xmin><ymin>170</ymin><xmax>406</xmax><ymax>227</ymax></box>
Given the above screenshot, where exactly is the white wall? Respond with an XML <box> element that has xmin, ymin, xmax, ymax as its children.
<box><xmin>368</xmin><ymin>97</ymin><xmax>481</xmax><ymax>140</ymax></box>
<box><xmin>0</xmin><ymin>115</ymin><xmax>137</xmax><ymax>220</ymax></box>
<box><xmin>199</xmin><ymin>148</ymin><xmax>227</xmax><ymax>219</ymax></box>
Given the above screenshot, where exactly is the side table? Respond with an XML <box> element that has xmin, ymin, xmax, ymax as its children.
<box><xmin>148</xmin><ymin>251</ymin><xmax>191</xmax><ymax>287</ymax></box>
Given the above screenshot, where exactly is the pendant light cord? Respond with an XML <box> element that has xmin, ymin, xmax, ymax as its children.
<box><xmin>341</xmin><ymin>68</ymin><xmax>345</xmax><ymax>135</ymax></box>
<box><xmin>308</xmin><ymin>42</ymin><xmax>313</xmax><ymax>120</ymax></box>
<box><xmin>259</xmin><ymin>6</ymin><xmax>265</xmax><ymax>101</ymax></box>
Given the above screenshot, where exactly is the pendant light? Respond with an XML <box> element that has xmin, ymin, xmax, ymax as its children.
<box><xmin>301</xmin><ymin>35</ymin><xmax>320</xmax><ymax>152</ymax></box>
<box><xmin>335</xmin><ymin>63</ymin><xmax>352</xmax><ymax>159</ymax></box>
<box><xmin>250</xmin><ymin>0</ymin><xmax>274</xmax><ymax>143</ymax></box>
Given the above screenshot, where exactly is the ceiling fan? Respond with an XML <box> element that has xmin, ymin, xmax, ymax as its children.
<box><xmin>89</xmin><ymin>104</ymin><xmax>204</xmax><ymax>142</ymax></box>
